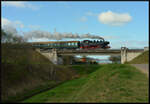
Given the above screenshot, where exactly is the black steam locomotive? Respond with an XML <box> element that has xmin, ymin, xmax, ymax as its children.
<box><xmin>31</xmin><ymin>39</ymin><xmax>110</xmax><ymax>50</ymax></box>
<box><xmin>79</xmin><ymin>39</ymin><xmax>110</xmax><ymax>49</ymax></box>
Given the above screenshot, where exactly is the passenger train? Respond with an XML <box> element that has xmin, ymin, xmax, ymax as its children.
<box><xmin>31</xmin><ymin>39</ymin><xmax>110</xmax><ymax>50</ymax></box>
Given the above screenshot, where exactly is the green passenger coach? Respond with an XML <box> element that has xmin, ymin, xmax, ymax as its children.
<box><xmin>31</xmin><ymin>41</ymin><xmax>79</xmax><ymax>49</ymax></box>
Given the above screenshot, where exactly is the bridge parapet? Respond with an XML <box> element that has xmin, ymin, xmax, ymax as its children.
<box><xmin>57</xmin><ymin>49</ymin><xmax>121</xmax><ymax>55</ymax></box>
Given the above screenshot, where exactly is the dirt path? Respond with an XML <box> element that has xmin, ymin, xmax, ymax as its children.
<box><xmin>130</xmin><ymin>64</ymin><xmax>149</xmax><ymax>77</ymax></box>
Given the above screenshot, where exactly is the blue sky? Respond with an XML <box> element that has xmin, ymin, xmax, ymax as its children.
<box><xmin>2</xmin><ymin>1</ymin><xmax>149</xmax><ymax>49</ymax></box>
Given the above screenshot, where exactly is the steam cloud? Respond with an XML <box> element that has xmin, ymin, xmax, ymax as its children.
<box><xmin>23</xmin><ymin>30</ymin><xmax>104</xmax><ymax>41</ymax></box>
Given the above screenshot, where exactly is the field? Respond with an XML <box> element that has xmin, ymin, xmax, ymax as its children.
<box><xmin>23</xmin><ymin>64</ymin><xmax>149</xmax><ymax>103</ymax></box>
<box><xmin>2</xmin><ymin>43</ymin><xmax>149</xmax><ymax>103</ymax></box>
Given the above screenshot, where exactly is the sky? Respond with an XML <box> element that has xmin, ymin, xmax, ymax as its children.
<box><xmin>2</xmin><ymin>1</ymin><xmax>149</xmax><ymax>50</ymax></box>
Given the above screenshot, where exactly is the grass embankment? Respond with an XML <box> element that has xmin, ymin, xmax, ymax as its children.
<box><xmin>23</xmin><ymin>64</ymin><xmax>149</xmax><ymax>103</ymax></box>
<box><xmin>127</xmin><ymin>51</ymin><xmax>149</xmax><ymax>64</ymax></box>
<box><xmin>1</xmin><ymin>43</ymin><xmax>78</xmax><ymax>102</ymax></box>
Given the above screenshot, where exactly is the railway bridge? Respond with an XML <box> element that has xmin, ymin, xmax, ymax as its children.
<box><xmin>36</xmin><ymin>47</ymin><xmax>148</xmax><ymax>64</ymax></box>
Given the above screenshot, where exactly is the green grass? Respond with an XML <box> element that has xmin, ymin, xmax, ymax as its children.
<box><xmin>23</xmin><ymin>64</ymin><xmax>149</xmax><ymax>103</ymax></box>
<box><xmin>127</xmin><ymin>51</ymin><xmax>149</xmax><ymax>64</ymax></box>
<box><xmin>68</xmin><ymin>65</ymin><xmax>101</xmax><ymax>76</ymax></box>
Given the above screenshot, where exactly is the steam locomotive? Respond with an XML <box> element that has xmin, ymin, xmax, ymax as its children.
<box><xmin>31</xmin><ymin>39</ymin><xmax>110</xmax><ymax>50</ymax></box>
<box><xmin>80</xmin><ymin>39</ymin><xmax>110</xmax><ymax>49</ymax></box>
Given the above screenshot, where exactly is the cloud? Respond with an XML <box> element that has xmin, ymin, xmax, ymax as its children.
<box><xmin>2</xmin><ymin>17</ymin><xmax>41</xmax><ymax>30</ymax></box>
<box><xmin>2</xmin><ymin>18</ymin><xmax>12</xmax><ymax>27</ymax></box>
<box><xmin>2</xmin><ymin>17</ymin><xmax>24</xmax><ymax>29</ymax></box>
<box><xmin>2</xmin><ymin>1</ymin><xmax>38</xmax><ymax>10</ymax></box>
<box><xmin>2</xmin><ymin>17</ymin><xmax>42</xmax><ymax>38</ymax></box>
<box><xmin>98</xmin><ymin>10</ymin><xmax>132</xmax><ymax>26</ymax></box>
<box><xmin>2</xmin><ymin>18</ymin><xmax>24</xmax><ymax>36</ymax></box>
<box><xmin>80</xmin><ymin>16</ymin><xmax>87</xmax><ymax>22</ymax></box>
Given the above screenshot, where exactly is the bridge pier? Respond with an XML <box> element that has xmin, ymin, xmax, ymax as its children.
<box><xmin>121</xmin><ymin>47</ymin><xmax>127</xmax><ymax>64</ymax></box>
<box><xmin>36</xmin><ymin>49</ymin><xmax>63</xmax><ymax>65</ymax></box>
<box><xmin>120</xmin><ymin>47</ymin><xmax>145</xmax><ymax>64</ymax></box>
<box><xmin>50</xmin><ymin>49</ymin><xmax>58</xmax><ymax>64</ymax></box>
<box><xmin>49</xmin><ymin>49</ymin><xmax>63</xmax><ymax>65</ymax></box>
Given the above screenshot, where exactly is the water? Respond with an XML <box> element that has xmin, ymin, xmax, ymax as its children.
<box><xmin>97</xmin><ymin>60</ymin><xmax>112</xmax><ymax>64</ymax></box>
<box><xmin>97</xmin><ymin>60</ymin><xmax>121</xmax><ymax>64</ymax></box>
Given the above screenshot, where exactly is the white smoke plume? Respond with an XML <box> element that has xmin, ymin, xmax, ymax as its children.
<box><xmin>23</xmin><ymin>30</ymin><xmax>104</xmax><ymax>41</ymax></box>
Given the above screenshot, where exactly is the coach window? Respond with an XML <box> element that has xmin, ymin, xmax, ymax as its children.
<box><xmin>76</xmin><ymin>43</ymin><xmax>78</xmax><ymax>46</ymax></box>
<box><xmin>76</xmin><ymin>42</ymin><xmax>78</xmax><ymax>46</ymax></box>
<box><xmin>68</xmin><ymin>43</ymin><xmax>70</xmax><ymax>46</ymax></box>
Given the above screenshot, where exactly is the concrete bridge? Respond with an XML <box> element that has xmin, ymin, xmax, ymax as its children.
<box><xmin>36</xmin><ymin>47</ymin><xmax>148</xmax><ymax>64</ymax></box>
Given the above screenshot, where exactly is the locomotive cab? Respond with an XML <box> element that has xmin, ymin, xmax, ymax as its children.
<box><xmin>83</xmin><ymin>40</ymin><xmax>90</xmax><ymax>44</ymax></box>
